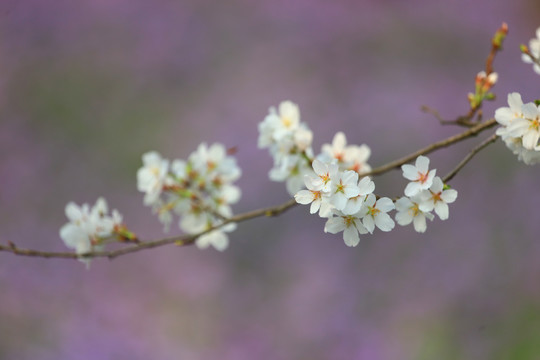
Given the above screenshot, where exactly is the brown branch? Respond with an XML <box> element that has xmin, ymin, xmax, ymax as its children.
<box><xmin>0</xmin><ymin>199</ymin><xmax>298</xmax><ymax>260</ymax></box>
<box><xmin>362</xmin><ymin>118</ymin><xmax>497</xmax><ymax>177</ymax></box>
<box><xmin>421</xmin><ymin>105</ymin><xmax>479</xmax><ymax>128</ymax></box>
<box><xmin>443</xmin><ymin>133</ymin><xmax>498</xmax><ymax>183</ymax></box>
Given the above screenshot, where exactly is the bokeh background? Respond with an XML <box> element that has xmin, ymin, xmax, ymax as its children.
<box><xmin>1</xmin><ymin>0</ymin><xmax>540</xmax><ymax>359</ymax></box>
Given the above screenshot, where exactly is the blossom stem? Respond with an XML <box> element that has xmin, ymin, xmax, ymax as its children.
<box><xmin>442</xmin><ymin>133</ymin><xmax>498</xmax><ymax>183</ymax></box>
<box><xmin>363</xmin><ymin>118</ymin><xmax>497</xmax><ymax>177</ymax></box>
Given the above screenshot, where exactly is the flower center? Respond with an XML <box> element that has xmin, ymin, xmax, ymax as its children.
<box><xmin>151</xmin><ymin>166</ymin><xmax>160</xmax><ymax>177</ymax></box>
<box><xmin>417</xmin><ymin>171</ymin><xmax>429</xmax><ymax>184</ymax></box>
<box><xmin>368</xmin><ymin>206</ymin><xmax>380</xmax><ymax>217</ymax></box>
<box><xmin>321</xmin><ymin>173</ymin><xmax>331</xmax><ymax>184</ymax></box>
<box><xmin>344</xmin><ymin>216</ymin><xmax>355</xmax><ymax>227</ymax></box>
<box><xmin>529</xmin><ymin>117</ymin><xmax>540</xmax><ymax>131</ymax></box>
<box><xmin>412</xmin><ymin>203</ymin><xmax>420</xmax><ymax>216</ymax></box>
<box><xmin>282</xmin><ymin>116</ymin><xmax>292</xmax><ymax>128</ymax></box>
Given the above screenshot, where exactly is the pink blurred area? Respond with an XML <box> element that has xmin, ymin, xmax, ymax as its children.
<box><xmin>1</xmin><ymin>0</ymin><xmax>540</xmax><ymax>359</ymax></box>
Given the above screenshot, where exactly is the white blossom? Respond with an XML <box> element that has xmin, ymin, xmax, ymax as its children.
<box><xmin>418</xmin><ymin>177</ymin><xmax>458</xmax><ymax>220</ymax></box>
<box><xmin>137</xmin><ymin>151</ymin><xmax>170</xmax><ymax>206</ymax></box>
<box><xmin>495</xmin><ymin>92</ymin><xmax>524</xmax><ymax>140</ymax></box>
<box><xmin>309</xmin><ymin>159</ymin><xmax>338</xmax><ymax>192</ymax></box>
<box><xmin>395</xmin><ymin>195</ymin><xmax>434</xmax><ymax>233</ymax></box>
<box><xmin>258</xmin><ymin>101</ymin><xmax>316</xmax><ymax>195</ymax></box>
<box><xmin>294</xmin><ymin>127</ymin><xmax>313</xmax><ymax>151</ymax></box>
<box><xmin>59</xmin><ymin>197</ymin><xmax>122</xmax><ymax>266</ymax></box>
<box><xmin>329</xmin><ymin>170</ymin><xmax>360</xmax><ymax>210</ymax></box>
<box><xmin>522</xmin><ymin>27</ymin><xmax>540</xmax><ymax>75</ymax></box>
<box><xmin>295</xmin><ymin>175</ymin><xmax>325</xmax><ymax>215</ymax></box>
<box><xmin>319</xmin><ymin>132</ymin><xmax>371</xmax><ymax>174</ymax></box>
<box><xmin>401</xmin><ymin>155</ymin><xmax>436</xmax><ymax>197</ymax></box>
<box><xmin>324</xmin><ymin>211</ymin><xmax>368</xmax><ymax>247</ymax></box>
<box><xmin>505</xmin><ymin>137</ymin><xmax>540</xmax><ymax>165</ymax></box>
<box><xmin>341</xmin><ymin>176</ymin><xmax>375</xmax><ymax>215</ymax></box>
<box><xmin>495</xmin><ymin>93</ymin><xmax>540</xmax><ymax>165</ymax></box>
<box><xmin>258</xmin><ymin>101</ymin><xmax>301</xmax><ymax>147</ymax></box>
<box><xmin>505</xmin><ymin>102</ymin><xmax>540</xmax><ymax>150</ymax></box>
<box><xmin>359</xmin><ymin>194</ymin><xmax>395</xmax><ymax>233</ymax></box>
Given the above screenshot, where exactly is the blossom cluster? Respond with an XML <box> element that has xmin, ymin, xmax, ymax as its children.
<box><xmin>291</xmin><ymin>152</ymin><xmax>457</xmax><ymax>246</ymax></box>
<box><xmin>59</xmin><ymin>198</ymin><xmax>130</xmax><ymax>266</ymax></box>
<box><xmin>521</xmin><ymin>27</ymin><xmax>540</xmax><ymax>75</ymax></box>
<box><xmin>258</xmin><ymin>101</ymin><xmax>315</xmax><ymax>195</ymax></box>
<box><xmin>258</xmin><ymin>101</ymin><xmax>458</xmax><ymax>247</ymax></box>
<box><xmin>495</xmin><ymin>92</ymin><xmax>540</xmax><ymax>165</ymax></box>
<box><xmin>258</xmin><ymin>101</ymin><xmax>374</xmax><ymax>196</ymax></box>
<box><xmin>136</xmin><ymin>144</ymin><xmax>241</xmax><ymax>251</ymax></box>
<box><xmin>396</xmin><ymin>156</ymin><xmax>457</xmax><ymax>232</ymax></box>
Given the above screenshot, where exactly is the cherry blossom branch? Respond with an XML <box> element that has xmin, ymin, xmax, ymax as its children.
<box><xmin>0</xmin><ymin>199</ymin><xmax>298</xmax><ymax>260</ymax></box>
<box><xmin>363</xmin><ymin>118</ymin><xmax>497</xmax><ymax>177</ymax></box>
<box><xmin>3</xmin><ymin>22</ymin><xmax>539</xmax><ymax>262</ymax></box>
<box><xmin>0</xmin><ymin>119</ymin><xmax>498</xmax><ymax>261</ymax></box>
<box><xmin>443</xmin><ymin>133</ymin><xmax>498</xmax><ymax>183</ymax></box>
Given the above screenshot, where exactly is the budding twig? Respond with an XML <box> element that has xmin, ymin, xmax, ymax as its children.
<box><xmin>424</xmin><ymin>23</ymin><xmax>507</xmax><ymax>128</ymax></box>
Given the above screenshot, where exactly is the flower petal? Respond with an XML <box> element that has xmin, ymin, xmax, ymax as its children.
<box><xmin>343</xmin><ymin>226</ymin><xmax>360</xmax><ymax>247</ymax></box>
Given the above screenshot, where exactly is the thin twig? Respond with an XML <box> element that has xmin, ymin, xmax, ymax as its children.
<box><xmin>0</xmin><ymin>199</ymin><xmax>298</xmax><ymax>260</ymax></box>
<box><xmin>443</xmin><ymin>133</ymin><xmax>498</xmax><ymax>183</ymax></box>
<box><xmin>421</xmin><ymin>105</ymin><xmax>477</xmax><ymax>127</ymax></box>
<box><xmin>363</xmin><ymin>118</ymin><xmax>497</xmax><ymax>177</ymax></box>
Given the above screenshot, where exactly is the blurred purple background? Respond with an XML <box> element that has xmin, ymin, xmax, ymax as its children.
<box><xmin>1</xmin><ymin>0</ymin><xmax>540</xmax><ymax>359</ymax></box>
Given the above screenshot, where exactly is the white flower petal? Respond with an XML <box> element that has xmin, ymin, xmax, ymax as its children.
<box><xmin>395</xmin><ymin>211</ymin><xmax>413</xmax><ymax>226</ymax></box>
<box><xmin>324</xmin><ymin>217</ymin><xmax>346</xmax><ymax>234</ymax></box>
<box><xmin>401</xmin><ymin>164</ymin><xmax>418</xmax><ymax>180</ymax></box>
<box><xmin>295</xmin><ymin>190</ymin><xmax>315</xmax><ymax>205</ymax></box>
<box><xmin>343</xmin><ymin>226</ymin><xmax>360</xmax><ymax>247</ymax></box>
<box><xmin>415</xmin><ymin>156</ymin><xmax>430</xmax><ymax>173</ymax></box>
<box><xmin>65</xmin><ymin>202</ymin><xmax>82</xmax><ymax>221</ymax></box>
<box><xmin>434</xmin><ymin>202</ymin><xmax>449</xmax><ymax>220</ymax></box>
<box><xmin>429</xmin><ymin>177</ymin><xmax>443</xmax><ymax>193</ymax></box>
<box><xmin>376</xmin><ymin>197</ymin><xmax>395</xmax><ymax>212</ymax></box>
<box><xmin>508</xmin><ymin>92</ymin><xmax>523</xmax><ymax>111</ymax></box>
<box><xmin>310</xmin><ymin>199</ymin><xmax>321</xmax><ymax>214</ymax></box>
<box><xmin>413</xmin><ymin>215</ymin><xmax>427</xmax><ymax>233</ymax></box>
<box><xmin>441</xmin><ymin>189</ymin><xmax>458</xmax><ymax>203</ymax></box>
<box><xmin>342</xmin><ymin>197</ymin><xmax>363</xmax><ymax>215</ymax></box>
<box><xmin>404</xmin><ymin>182</ymin><xmax>422</xmax><ymax>197</ymax></box>
<box><xmin>375</xmin><ymin>213</ymin><xmax>395</xmax><ymax>232</ymax></box>
<box><xmin>363</xmin><ymin>216</ymin><xmax>375</xmax><ymax>234</ymax></box>
<box><xmin>331</xmin><ymin>193</ymin><xmax>348</xmax><ymax>210</ymax></box>
<box><xmin>358</xmin><ymin>176</ymin><xmax>375</xmax><ymax>195</ymax></box>
<box><xmin>522</xmin><ymin>131</ymin><xmax>540</xmax><ymax>150</ymax></box>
